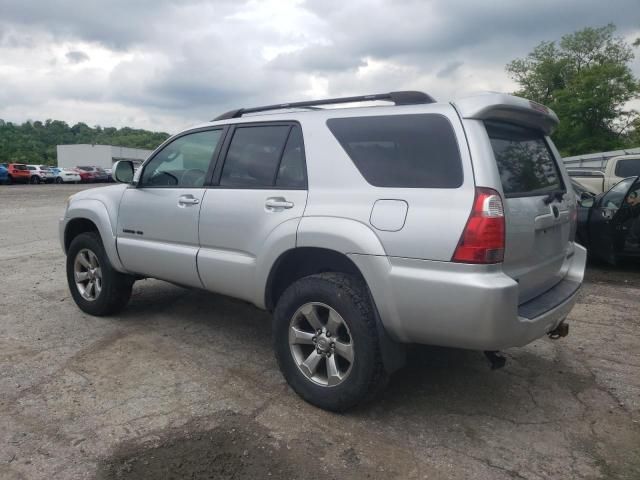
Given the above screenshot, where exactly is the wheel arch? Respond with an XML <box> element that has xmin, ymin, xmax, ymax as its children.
<box><xmin>265</xmin><ymin>246</ymin><xmax>406</xmax><ymax>374</ymax></box>
<box><xmin>63</xmin><ymin>199</ymin><xmax>127</xmax><ymax>272</ymax></box>
<box><xmin>264</xmin><ymin>247</ymin><xmax>365</xmax><ymax>312</ymax></box>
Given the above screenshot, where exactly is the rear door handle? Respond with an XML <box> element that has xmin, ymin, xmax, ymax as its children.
<box><xmin>265</xmin><ymin>197</ymin><xmax>294</xmax><ymax>210</ymax></box>
<box><xmin>178</xmin><ymin>195</ymin><xmax>200</xmax><ymax>206</ymax></box>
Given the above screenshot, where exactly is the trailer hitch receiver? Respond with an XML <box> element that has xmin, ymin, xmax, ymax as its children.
<box><xmin>548</xmin><ymin>322</ymin><xmax>569</xmax><ymax>339</ymax></box>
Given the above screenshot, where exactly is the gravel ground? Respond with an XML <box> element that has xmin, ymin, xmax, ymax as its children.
<box><xmin>1</xmin><ymin>184</ymin><xmax>639</xmax><ymax>480</ymax></box>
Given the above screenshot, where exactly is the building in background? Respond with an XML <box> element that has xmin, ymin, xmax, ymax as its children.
<box><xmin>56</xmin><ymin>144</ymin><xmax>153</xmax><ymax>169</ymax></box>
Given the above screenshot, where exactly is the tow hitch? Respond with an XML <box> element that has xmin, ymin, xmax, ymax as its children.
<box><xmin>547</xmin><ymin>322</ymin><xmax>569</xmax><ymax>339</ymax></box>
<box><xmin>484</xmin><ymin>350</ymin><xmax>506</xmax><ymax>370</ymax></box>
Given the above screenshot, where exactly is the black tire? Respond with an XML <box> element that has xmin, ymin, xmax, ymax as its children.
<box><xmin>6</xmin><ymin>175</ymin><xmax>12</xmax><ymax>185</ymax></box>
<box><xmin>273</xmin><ymin>272</ymin><xmax>386</xmax><ymax>411</ymax></box>
<box><xmin>66</xmin><ymin>232</ymin><xmax>134</xmax><ymax>316</ymax></box>
<box><xmin>30</xmin><ymin>176</ymin><xmax>39</xmax><ymax>184</ymax></box>
<box><xmin>55</xmin><ymin>177</ymin><xmax>63</xmax><ymax>184</ymax></box>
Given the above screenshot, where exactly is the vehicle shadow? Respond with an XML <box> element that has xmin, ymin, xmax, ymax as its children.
<box><xmin>116</xmin><ymin>280</ymin><xmax>591</xmax><ymax>428</ymax></box>
<box><xmin>585</xmin><ymin>256</ymin><xmax>640</xmax><ymax>285</ymax></box>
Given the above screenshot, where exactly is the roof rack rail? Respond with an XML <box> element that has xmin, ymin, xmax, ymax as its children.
<box><xmin>212</xmin><ymin>91</ymin><xmax>436</xmax><ymax>121</ymax></box>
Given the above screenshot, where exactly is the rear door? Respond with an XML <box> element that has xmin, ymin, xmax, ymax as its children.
<box><xmin>116</xmin><ymin>128</ymin><xmax>224</xmax><ymax>287</ymax></box>
<box><xmin>197</xmin><ymin>123</ymin><xmax>308</xmax><ymax>302</ymax></box>
<box><xmin>486</xmin><ymin>121</ymin><xmax>571</xmax><ymax>303</ymax></box>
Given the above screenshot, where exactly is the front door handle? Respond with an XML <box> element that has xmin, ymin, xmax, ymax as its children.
<box><xmin>178</xmin><ymin>195</ymin><xmax>200</xmax><ymax>206</ymax></box>
<box><xmin>265</xmin><ymin>197</ymin><xmax>294</xmax><ymax>210</ymax></box>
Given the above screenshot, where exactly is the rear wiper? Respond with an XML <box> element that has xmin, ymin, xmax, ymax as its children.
<box><xmin>543</xmin><ymin>190</ymin><xmax>565</xmax><ymax>205</ymax></box>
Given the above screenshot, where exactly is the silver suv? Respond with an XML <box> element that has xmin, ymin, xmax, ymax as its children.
<box><xmin>60</xmin><ymin>91</ymin><xmax>586</xmax><ymax>411</ymax></box>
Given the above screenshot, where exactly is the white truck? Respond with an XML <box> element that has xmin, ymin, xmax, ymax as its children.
<box><xmin>564</xmin><ymin>152</ymin><xmax>640</xmax><ymax>194</ymax></box>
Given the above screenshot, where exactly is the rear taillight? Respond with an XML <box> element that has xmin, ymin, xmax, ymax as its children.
<box><xmin>452</xmin><ymin>187</ymin><xmax>505</xmax><ymax>264</ymax></box>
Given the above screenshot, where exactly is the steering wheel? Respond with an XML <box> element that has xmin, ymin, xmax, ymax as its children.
<box><xmin>180</xmin><ymin>169</ymin><xmax>206</xmax><ymax>187</ymax></box>
<box><xmin>150</xmin><ymin>170</ymin><xmax>179</xmax><ymax>186</ymax></box>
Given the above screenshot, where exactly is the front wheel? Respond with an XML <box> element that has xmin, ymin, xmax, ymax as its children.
<box><xmin>273</xmin><ymin>273</ymin><xmax>386</xmax><ymax>411</ymax></box>
<box><xmin>55</xmin><ymin>177</ymin><xmax>63</xmax><ymax>184</ymax></box>
<box><xmin>30</xmin><ymin>176</ymin><xmax>40</xmax><ymax>184</ymax></box>
<box><xmin>66</xmin><ymin>232</ymin><xmax>135</xmax><ymax>316</ymax></box>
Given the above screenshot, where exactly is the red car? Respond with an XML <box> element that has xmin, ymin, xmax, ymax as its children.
<box><xmin>6</xmin><ymin>163</ymin><xmax>31</xmax><ymax>184</ymax></box>
<box><xmin>74</xmin><ymin>168</ymin><xmax>96</xmax><ymax>183</ymax></box>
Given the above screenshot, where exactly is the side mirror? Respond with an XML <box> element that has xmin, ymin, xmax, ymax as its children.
<box><xmin>579</xmin><ymin>192</ymin><xmax>594</xmax><ymax>208</ymax></box>
<box><xmin>113</xmin><ymin>160</ymin><xmax>134</xmax><ymax>184</ymax></box>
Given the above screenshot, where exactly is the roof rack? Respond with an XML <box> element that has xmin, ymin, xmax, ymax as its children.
<box><xmin>212</xmin><ymin>91</ymin><xmax>436</xmax><ymax>121</ymax></box>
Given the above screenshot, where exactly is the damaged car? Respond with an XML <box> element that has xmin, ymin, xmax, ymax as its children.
<box><xmin>575</xmin><ymin>176</ymin><xmax>640</xmax><ymax>264</ymax></box>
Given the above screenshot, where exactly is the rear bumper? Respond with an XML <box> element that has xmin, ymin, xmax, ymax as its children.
<box><xmin>349</xmin><ymin>243</ymin><xmax>587</xmax><ymax>351</ymax></box>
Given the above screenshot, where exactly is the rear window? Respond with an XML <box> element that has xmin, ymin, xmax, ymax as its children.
<box><xmin>326</xmin><ymin>114</ymin><xmax>463</xmax><ymax>188</ymax></box>
<box><xmin>615</xmin><ymin>158</ymin><xmax>640</xmax><ymax>177</ymax></box>
<box><xmin>486</xmin><ymin>121</ymin><xmax>563</xmax><ymax>198</ymax></box>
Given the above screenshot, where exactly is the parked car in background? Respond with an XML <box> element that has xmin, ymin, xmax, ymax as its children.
<box><xmin>51</xmin><ymin>167</ymin><xmax>82</xmax><ymax>184</ymax></box>
<box><xmin>566</xmin><ymin>154</ymin><xmax>640</xmax><ymax>194</ymax></box>
<box><xmin>575</xmin><ymin>176</ymin><xmax>640</xmax><ymax>264</ymax></box>
<box><xmin>77</xmin><ymin>166</ymin><xmax>109</xmax><ymax>182</ymax></box>
<box><xmin>0</xmin><ymin>163</ymin><xmax>8</xmax><ymax>184</ymax></box>
<box><xmin>26</xmin><ymin>165</ymin><xmax>55</xmax><ymax>184</ymax></box>
<box><xmin>6</xmin><ymin>163</ymin><xmax>31</xmax><ymax>184</ymax></box>
<box><xmin>104</xmin><ymin>168</ymin><xmax>113</xmax><ymax>182</ymax></box>
<box><xmin>60</xmin><ymin>91</ymin><xmax>586</xmax><ymax>411</ymax></box>
<box><xmin>74</xmin><ymin>168</ymin><xmax>96</xmax><ymax>183</ymax></box>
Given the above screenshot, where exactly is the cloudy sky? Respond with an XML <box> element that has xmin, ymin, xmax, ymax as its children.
<box><xmin>0</xmin><ymin>0</ymin><xmax>639</xmax><ymax>134</ymax></box>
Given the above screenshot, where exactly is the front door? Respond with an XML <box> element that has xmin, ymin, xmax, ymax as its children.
<box><xmin>197</xmin><ymin>123</ymin><xmax>308</xmax><ymax>303</ymax></box>
<box><xmin>117</xmin><ymin>128</ymin><xmax>224</xmax><ymax>287</ymax></box>
<box><xmin>588</xmin><ymin>176</ymin><xmax>639</xmax><ymax>263</ymax></box>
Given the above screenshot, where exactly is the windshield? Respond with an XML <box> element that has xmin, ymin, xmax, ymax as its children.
<box><xmin>486</xmin><ymin>121</ymin><xmax>564</xmax><ymax>198</ymax></box>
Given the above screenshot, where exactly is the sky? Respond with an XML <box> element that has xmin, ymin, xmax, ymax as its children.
<box><xmin>0</xmin><ymin>0</ymin><xmax>639</xmax><ymax>134</ymax></box>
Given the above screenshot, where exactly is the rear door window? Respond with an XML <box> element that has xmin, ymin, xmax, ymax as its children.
<box><xmin>326</xmin><ymin>114</ymin><xmax>463</xmax><ymax>188</ymax></box>
<box><xmin>219</xmin><ymin>125</ymin><xmax>302</xmax><ymax>188</ymax></box>
<box><xmin>486</xmin><ymin>121</ymin><xmax>563</xmax><ymax>197</ymax></box>
<box><xmin>615</xmin><ymin>159</ymin><xmax>640</xmax><ymax>177</ymax></box>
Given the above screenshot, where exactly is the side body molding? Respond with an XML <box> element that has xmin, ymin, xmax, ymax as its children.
<box><xmin>64</xmin><ymin>199</ymin><xmax>127</xmax><ymax>273</ymax></box>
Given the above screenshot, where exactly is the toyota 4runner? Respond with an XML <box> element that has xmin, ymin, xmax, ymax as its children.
<box><xmin>60</xmin><ymin>91</ymin><xmax>586</xmax><ymax>411</ymax></box>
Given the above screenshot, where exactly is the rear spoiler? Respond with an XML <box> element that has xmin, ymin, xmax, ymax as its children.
<box><xmin>452</xmin><ymin>93</ymin><xmax>559</xmax><ymax>135</ymax></box>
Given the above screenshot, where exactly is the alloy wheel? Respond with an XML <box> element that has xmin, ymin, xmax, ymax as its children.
<box><xmin>74</xmin><ymin>249</ymin><xmax>102</xmax><ymax>301</ymax></box>
<box><xmin>289</xmin><ymin>302</ymin><xmax>354</xmax><ymax>387</ymax></box>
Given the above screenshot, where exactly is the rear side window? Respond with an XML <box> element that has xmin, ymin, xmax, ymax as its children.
<box><xmin>486</xmin><ymin>121</ymin><xmax>563</xmax><ymax>197</ymax></box>
<box><xmin>326</xmin><ymin>114</ymin><xmax>463</xmax><ymax>188</ymax></box>
<box><xmin>615</xmin><ymin>158</ymin><xmax>640</xmax><ymax>177</ymax></box>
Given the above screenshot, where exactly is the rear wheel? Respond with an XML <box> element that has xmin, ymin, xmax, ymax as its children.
<box><xmin>6</xmin><ymin>175</ymin><xmax>12</xmax><ymax>185</ymax></box>
<box><xmin>66</xmin><ymin>232</ymin><xmax>134</xmax><ymax>316</ymax></box>
<box><xmin>55</xmin><ymin>177</ymin><xmax>63</xmax><ymax>184</ymax></box>
<box><xmin>273</xmin><ymin>273</ymin><xmax>386</xmax><ymax>411</ymax></box>
<box><xmin>30</xmin><ymin>176</ymin><xmax>39</xmax><ymax>184</ymax></box>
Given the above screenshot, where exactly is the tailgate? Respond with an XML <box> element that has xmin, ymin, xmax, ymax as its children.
<box><xmin>485</xmin><ymin>121</ymin><xmax>572</xmax><ymax>303</ymax></box>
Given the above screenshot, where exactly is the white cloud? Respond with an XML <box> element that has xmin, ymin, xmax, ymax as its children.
<box><xmin>0</xmin><ymin>0</ymin><xmax>638</xmax><ymax>133</ymax></box>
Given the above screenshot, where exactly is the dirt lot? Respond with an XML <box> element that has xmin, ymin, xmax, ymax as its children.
<box><xmin>1</xmin><ymin>184</ymin><xmax>639</xmax><ymax>480</ymax></box>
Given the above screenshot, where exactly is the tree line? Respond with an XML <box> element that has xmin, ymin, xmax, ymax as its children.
<box><xmin>0</xmin><ymin>119</ymin><xmax>170</xmax><ymax>165</ymax></box>
<box><xmin>507</xmin><ymin>24</ymin><xmax>639</xmax><ymax>156</ymax></box>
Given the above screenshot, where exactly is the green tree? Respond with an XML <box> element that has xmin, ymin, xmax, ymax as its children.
<box><xmin>506</xmin><ymin>24</ymin><xmax>639</xmax><ymax>156</ymax></box>
<box><xmin>0</xmin><ymin>119</ymin><xmax>170</xmax><ymax>165</ymax></box>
